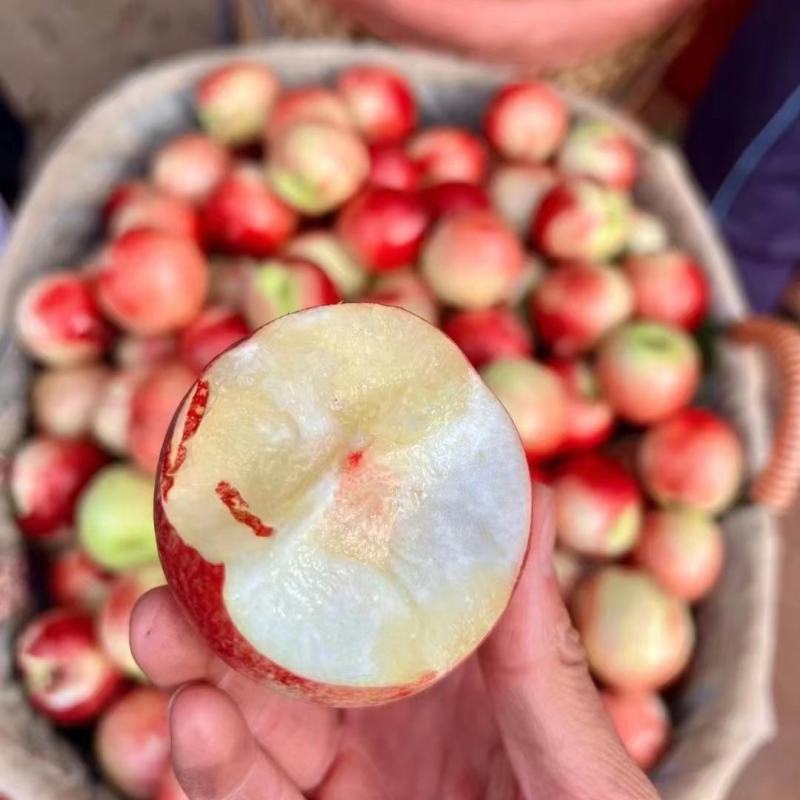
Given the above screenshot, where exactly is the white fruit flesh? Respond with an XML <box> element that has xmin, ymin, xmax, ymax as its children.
<box><xmin>161</xmin><ymin>304</ymin><xmax>530</xmax><ymax>689</ymax></box>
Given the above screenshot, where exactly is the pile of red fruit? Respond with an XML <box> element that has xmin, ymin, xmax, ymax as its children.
<box><xmin>8</xmin><ymin>60</ymin><xmax>743</xmax><ymax>792</ymax></box>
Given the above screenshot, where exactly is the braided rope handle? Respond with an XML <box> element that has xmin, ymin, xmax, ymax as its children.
<box><xmin>729</xmin><ymin>316</ymin><xmax>800</xmax><ymax>513</ymax></box>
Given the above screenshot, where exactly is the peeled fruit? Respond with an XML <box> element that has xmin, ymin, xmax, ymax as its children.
<box><xmin>361</xmin><ymin>269</ymin><xmax>440</xmax><ymax>326</ymax></box>
<box><xmin>639</xmin><ymin>408</ymin><xmax>743</xmax><ymax>515</ymax></box>
<box><xmin>196</xmin><ymin>61</ymin><xmax>279</xmax><ymax>146</ymax></box>
<box><xmin>92</xmin><ymin>368</ymin><xmax>147</xmax><ymax>455</ymax></box>
<box><xmin>623</xmin><ymin>250</ymin><xmax>709</xmax><ymax>331</ymax></box>
<box><xmin>178</xmin><ymin>305</ymin><xmax>250</xmax><ymax>373</ymax></box>
<box><xmin>32</xmin><ymin>365</ymin><xmax>109</xmax><ymax>439</ymax></box>
<box><xmin>442</xmin><ymin>308</ymin><xmax>533</xmax><ymax>369</ymax></box>
<box><xmin>488</xmin><ymin>162</ymin><xmax>557</xmax><ymax>236</ymax></box>
<box><xmin>336</xmin><ymin>64</ymin><xmax>417</xmax><ymax>144</ymax></box>
<box><xmin>480</xmin><ymin>358</ymin><xmax>567</xmax><ymax>461</ymax></box>
<box><xmin>98</xmin><ymin>563</ymin><xmax>166</xmax><ymax>678</ymax></box>
<box><xmin>10</xmin><ymin>437</ymin><xmax>108</xmax><ymax>544</ymax></box>
<box><xmin>531</xmin><ymin>262</ymin><xmax>633</xmax><ymax>357</ymax></box>
<box><xmin>422</xmin><ymin>182</ymin><xmax>490</xmax><ymax>223</ymax></box>
<box><xmin>532</xmin><ymin>179</ymin><xmax>630</xmax><ymax>263</ymax></box>
<box><xmin>95</xmin><ymin>688</ymin><xmax>171</xmax><ymax>799</ymax></box>
<box><xmin>15</xmin><ymin>273</ymin><xmax>111</xmax><ymax>366</ymax></box>
<box><xmin>268</xmin><ymin>121</ymin><xmax>369</xmax><ymax>215</ymax></box>
<box><xmin>152</xmin><ymin>133</ymin><xmax>232</xmax><ymax>204</ymax></box>
<box><xmin>106</xmin><ymin>182</ymin><xmax>200</xmax><ymax>241</ymax></box>
<box><xmin>78</xmin><ymin>465</ymin><xmax>158</xmax><ymax>572</ymax></box>
<box><xmin>408</xmin><ymin>127</ymin><xmax>488</xmax><ymax>186</ymax></box>
<box><xmin>337</xmin><ymin>187</ymin><xmax>429</xmax><ymax>272</ymax></box>
<box><xmin>553</xmin><ymin>454</ymin><xmax>642</xmax><ymax>558</ymax></box>
<box><xmin>368</xmin><ymin>143</ymin><xmax>421</xmax><ymax>191</ymax></box>
<box><xmin>97</xmin><ymin>230</ymin><xmax>209</xmax><ymax>335</ymax></box>
<box><xmin>242</xmin><ymin>257</ymin><xmax>340</xmax><ymax>328</ymax></box>
<box><xmin>155</xmin><ymin>304</ymin><xmax>531</xmax><ymax>705</ymax></box>
<box><xmin>573</xmin><ymin>566</ymin><xmax>695</xmax><ymax>691</ymax></box>
<box><xmin>285</xmin><ymin>230</ymin><xmax>368</xmax><ymax>298</ymax></box>
<box><xmin>596</xmin><ymin>322</ymin><xmax>701</xmax><ymax>426</ymax></box>
<box><xmin>16</xmin><ymin>608</ymin><xmax>123</xmax><ymax>725</ymax></box>
<box><xmin>558</xmin><ymin>120</ymin><xmax>638</xmax><ymax>190</ymax></box>
<box><xmin>632</xmin><ymin>510</ymin><xmax>724</xmax><ymax>601</ymax></box>
<box><xmin>48</xmin><ymin>548</ymin><xmax>112</xmax><ymax>612</ymax></box>
<box><xmin>266</xmin><ymin>87</ymin><xmax>353</xmax><ymax>141</ymax></box>
<box><xmin>421</xmin><ymin>210</ymin><xmax>524</xmax><ymax>310</ymax></box>
<box><xmin>484</xmin><ymin>81</ymin><xmax>568</xmax><ymax>162</ymax></box>
<box><xmin>601</xmin><ymin>691</ymin><xmax>670</xmax><ymax>770</ymax></box>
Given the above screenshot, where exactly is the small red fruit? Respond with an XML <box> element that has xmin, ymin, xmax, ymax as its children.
<box><xmin>284</xmin><ymin>231</ymin><xmax>368</xmax><ymax>298</ymax></box>
<box><xmin>361</xmin><ymin>270</ymin><xmax>440</xmax><ymax>326</ymax></box>
<box><xmin>443</xmin><ymin>308</ymin><xmax>532</xmax><ymax>368</ymax></box>
<box><xmin>92</xmin><ymin>368</ymin><xmax>147</xmax><ymax>456</ymax></box>
<box><xmin>152</xmin><ymin>133</ymin><xmax>232</xmax><ymax>204</ymax></box>
<box><xmin>208</xmin><ymin>257</ymin><xmax>254</xmax><ymax>308</ymax></box>
<box><xmin>368</xmin><ymin>143</ymin><xmax>421</xmax><ymax>191</ymax></box>
<box><xmin>266</xmin><ymin>87</ymin><xmax>353</xmax><ymax>141</ymax></box>
<box><xmin>408</xmin><ymin>127</ymin><xmax>488</xmax><ymax>186</ymax></box>
<box><xmin>601</xmin><ymin>691</ymin><xmax>670</xmax><ymax>770</ymax></box>
<box><xmin>178</xmin><ymin>305</ymin><xmax>250</xmax><ymax>373</ymax></box>
<box><xmin>423</xmin><ymin>181</ymin><xmax>490</xmax><ymax>222</ymax></box>
<box><xmin>489</xmin><ymin>162</ymin><xmax>557</xmax><ymax>235</ymax></box>
<box><xmin>106</xmin><ymin>182</ymin><xmax>200</xmax><ymax>241</ymax></box>
<box><xmin>32</xmin><ymin>365</ymin><xmax>109</xmax><ymax>439</ymax></box>
<box><xmin>114</xmin><ymin>334</ymin><xmax>177</xmax><ymax>368</ymax></box>
<box><xmin>558</xmin><ymin>120</ymin><xmax>638</xmax><ymax>190</ymax></box>
<box><xmin>48</xmin><ymin>548</ymin><xmax>113</xmax><ymax>611</ymax></box>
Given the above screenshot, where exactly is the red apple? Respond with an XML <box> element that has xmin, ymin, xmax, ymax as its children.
<box><xmin>196</xmin><ymin>61</ymin><xmax>279</xmax><ymax>146</ymax></box>
<box><xmin>627</xmin><ymin>208</ymin><xmax>669</xmax><ymax>255</ymax></box>
<box><xmin>480</xmin><ymin>358</ymin><xmax>567</xmax><ymax>461</ymax></box>
<box><xmin>442</xmin><ymin>308</ymin><xmax>533</xmax><ymax>368</ymax></box>
<box><xmin>178</xmin><ymin>305</ymin><xmax>250</xmax><ymax>373</ymax></box>
<box><xmin>155</xmin><ymin>304</ymin><xmax>531</xmax><ymax>705</ymax></box>
<box><xmin>368</xmin><ymin>143</ymin><xmax>421</xmax><ymax>190</ymax></box>
<box><xmin>32</xmin><ymin>365</ymin><xmax>109</xmax><ymax>439</ymax></box>
<box><xmin>10</xmin><ymin>437</ymin><xmax>108</xmax><ymax>545</ymax></box>
<box><xmin>92</xmin><ymin>368</ymin><xmax>147</xmax><ymax>456</ymax></box>
<box><xmin>336</xmin><ymin>64</ymin><xmax>417</xmax><ymax>144</ymax></box>
<box><xmin>632</xmin><ymin>509</ymin><xmax>724</xmax><ymax>601</ymax></box>
<box><xmin>558</xmin><ymin>120</ymin><xmax>639</xmax><ymax>190</ymax></box>
<box><xmin>531</xmin><ymin>262</ymin><xmax>633</xmax><ymax>356</ymax></box>
<box><xmin>129</xmin><ymin>361</ymin><xmax>197</xmax><ymax>474</ymax></box>
<box><xmin>552</xmin><ymin>453</ymin><xmax>642</xmax><ymax>558</ymax></box>
<box><xmin>639</xmin><ymin>408</ymin><xmax>744</xmax><ymax>515</ymax></box>
<box><xmin>596</xmin><ymin>322</ymin><xmax>701</xmax><ymax>426</ymax></box>
<box><xmin>284</xmin><ymin>230</ymin><xmax>368</xmax><ymax>298</ymax></box>
<box><xmin>16</xmin><ymin>608</ymin><xmax>124</xmax><ymax>725</ymax></box>
<box><xmin>156</xmin><ymin>770</ymin><xmax>189</xmax><ymax>800</ymax></box>
<box><xmin>268</xmin><ymin>121</ymin><xmax>369</xmax><ymax>215</ymax></box>
<box><xmin>623</xmin><ymin>250</ymin><xmax>710</xmax><ymax>331</ymax></box>
<box><xmin>152</xmin><ymin>133</ymin><xmax>232</xmax><ymax>204</ymax></box>
<box><xmin>601</xmin><ymin>691</ymin><xmax>670</xmax><ymax>770</ymax></box>
<box><xmin>242</xmin><ymin>257</ymin><xmax>340</xmax><ymax>328</ymax></box>
<box><xmin>48</xmin><ymin>547</ymin><xmax>113</xmax><ymax>611</ymax></box>
<box><xmin>361</xmin><ymin>269</ymin><xmax>439</xmax><ymax>326</ymax></box>
<box><xmin>546</xmin><ymin>359</ymin><xmax>614</xmax><ymax>452</ymax></box>
<box><xmin>97</xmin><ymin>229</ymin><xmax>209</xmax><ymax>335</ymax></box>
<box><xmin>421</xmin><ymin>210</ymin><xmax>524</xmax><ymax>309</ymax></box>
<box><xmin>422</xmin><ymin>181</ymin><xmax>490</xmax><ymax>223</ymax></box>
<box><xmin>573</xmin><ymin>566</ymin><xmax>695</xmax><ymax>691</ymax></box>
<box><xmin>532</xmin><ymin>179</ymin><xmax>631</xmax><ymax>262</ymax></box>
<box><xmin>95</xmin><ymin>688</ymin><xmax>171</xmax><ymax>799</ymax></box>
<box><xmin>266</xmin><ymin>87</ymin><xmax>353</xmax><ymax>141</ymax></box>
<box><xmin>488</xmin><ymin>162</ymin><xmax>557</xmax><ymax>235</ymax></box>
<box><xmin>200</xmin><ymin>163</ymin><xmax>298</xmax><ymax>257</ymax></box>
<box><xmin>408</xmin><ymin>127</ymin><xmax>488</xmax><ymax>186</ymax></box>
<box><xmin>484</xmin><ymin>81</ymin><xmax>568</xmax><ymax>162</ymax></box>
<box><xmin>15</xmin><ymin>273</ymin><xmax>111</xmax><ymax>366</ymax></box>
<box><xmin>114</xmin><ymin>334</ymin><xmax>177</xmax><ymax>368</ymax></box>
<box><xmin>337</xmin><ymin>187</ymin><xmax>429</xmax><ymax>272</ymax></box>
<box><xmin>106</xmin><ymin>182</ymin><xmax>200</xmax><ymax>241</ymax></box>
<box><xmin>98</xmin><ymin>564</ymin><xmax>166</xmax><ymax>679</ymax></box>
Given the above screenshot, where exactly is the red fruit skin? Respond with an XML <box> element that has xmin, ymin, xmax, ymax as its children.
<box><xmin>152</xmin><ymin>133</ymin><xmax>232</xmax><ymax>204</ymax></box>
<box><xmin>266</xmin><ymin>87</ymin><xmax>352</xmax><ymax>141</ymax></box>
<box><xmin>423</xmin><ymin>181</ymin><xmax>490</xmax><ymax>223</ymax></box>
<box><xmin>15</xmin><ymin>609</ymin><xmax>124</xmax><ymax>725</ymax></box>
<box><xmin>178</xmin><ymin>306</ymin><xmax>250</xmax><ymax>373</ymax></box>
<box><xmin>639</xmin><ymin>408</ymin><xmax>744</xmax><ymax>515</ymax></box>
<box><xmin>95</xmin><ymin>688</ymin><xmax>171</xmax><ymax>799</ymax></box>
<box><xmin>10</xmin><ymin>438</ymin><xmax>108</xmax><ymax>543</ymax></box>
<box><xmin>336</xmin><ymin>65</ymin><xmax>417</xmax><ymax>144</ymax></box>
<box><xmin>547</xmin><ymin>358</ymin><xmax>614</xmax><ymax>452</ymax></box>
<box><xmin>368</xmin><ymin>143</ymin><xmax>421</xmax><ymax>191</ymax></box>
<box><xmin>337</xmin><ymin>187</ymin><xmax>429</xmax><ymax>272</ymax></box>
<box><xmin>624</xmin><ymin>251</ymin><xmax>710</xmax><ymax>331</ymax></box>
<box><xmin>48</xmin><ymin>548</ymin><xmax>112</xmax><ymax>611</ymax></box>
<box><xmin>200</xmin><ymin>165</ymin><xmax>298</xmax><ymax>257</ymax></box>
<box><xmin>443</xmin><ymin>308</ymin><xmax>532</xmax><ymax>368</ymax></box>
<box><xmin>129</xmin><ymin>362</ymin><xmax>197</xmax><ymax>474</ymax></box>
<box><xmin>408</xmin><ymin>127</ymin><xmax>488</xmax><ymax>186</ymax></box>
<box><xmin>484</xmin><ymin>81</ymin><xmax>568</xmax><ymax>162</ymax></box>
<box><xmin>98</xmin><ymin>230</ymin><xmax>209</xmax><ymax>336</ymax></box>
<box><xmin>106</xmin><ymin>183</ymin><xmax>201</xmax><ymax>242</ymax></box>
<box><xmin>15</xmin><ymin>273</ymin><xmax>112</xmax><ymax>366</ymax></box>
<box><xmin>601</xmin><ymin>691</ymin><xmax>669</xmax><ymax>770</ymax></box>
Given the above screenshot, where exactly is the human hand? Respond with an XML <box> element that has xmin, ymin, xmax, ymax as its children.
<box><xmin>131</xmin><ymin>484</ymin><xmax>659</xmax><ymax>799</ymax></box>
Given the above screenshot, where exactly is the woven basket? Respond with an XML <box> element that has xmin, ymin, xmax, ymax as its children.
<box><xmin>1</xmin><ymin>42</ymin><xmax>799</xmax><ymax>800</ymax></box>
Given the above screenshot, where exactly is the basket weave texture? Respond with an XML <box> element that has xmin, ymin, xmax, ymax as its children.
<box><xmin>0</xmin><ymin>43</ymin><xmax>778</xmax><ymax>800</ymax></box>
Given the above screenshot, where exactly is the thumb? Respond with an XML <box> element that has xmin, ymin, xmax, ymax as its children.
<box><xmin>480</xmin><ymin>483</ymin><xmax>659</xmax><ymax>800</ymax></box>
